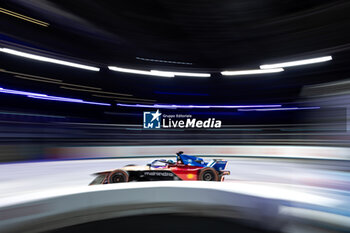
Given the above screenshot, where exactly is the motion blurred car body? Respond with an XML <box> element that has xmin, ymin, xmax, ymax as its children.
<box><xmin>90</xmin><ymin>152</ymin><xmax>230</xmax><ymax>185</ymax></box>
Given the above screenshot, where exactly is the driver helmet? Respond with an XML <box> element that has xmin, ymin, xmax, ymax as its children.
<box><xmin>167</xmin><ymin>159</ymin><xmax>175</xmax><ymax>164</ymax></box>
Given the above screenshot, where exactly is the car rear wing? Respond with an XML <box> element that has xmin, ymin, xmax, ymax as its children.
<box><xmin>206</xmin><ymin>159</ymin><xmax>228</xmax><ymax>171</ymax></box>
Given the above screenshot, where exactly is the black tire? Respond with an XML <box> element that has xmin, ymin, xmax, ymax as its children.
<box><xmin>198</xmin><ymin>168</ymin><xmax>218</xmax><ymax>181</ymax></box>
<box><xmin>108</xmin><ymin>169</ymin><xmax>129</xmax><ymax>183</ymax></box>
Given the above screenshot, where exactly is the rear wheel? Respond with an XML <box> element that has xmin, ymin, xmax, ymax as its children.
<box><xmin>108</xmin><ymin>169</ymin><xmax>129</xmax><ymax>183</ymax></box>
<box><xmin>198</xmin><ymin>168</ymin><xmax>218</xmax><ymax>181</ymax></box>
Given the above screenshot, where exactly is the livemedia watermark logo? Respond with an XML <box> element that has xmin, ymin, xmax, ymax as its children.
<box><xmin>143</xmin><ymin>110</ymin><xmax>221</xmax><ymax>129</ymax></box>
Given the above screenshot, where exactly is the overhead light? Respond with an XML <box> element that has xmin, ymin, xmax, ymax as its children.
<box><xmin>108</xmin><ymin>66</ymin><xmax>210</xmax><ymax>77</ymax></box>
<box><xmin>0</xmin><ymin>87</ymin><xmax>110</xmax><ymax>106</ymax></box>
<box><xmin>116</xmin><ymin>103</ymin><xmax>282</xmax><ymax>109</ymax></box>
<box><xmin>172</xmin><ymin>72</ymin><xmax>210</xmax><ymax>77</ymax></box>
<box><xmin>238</xmin><ymin>107</ymin><xmax>320</xmax><ymax>111</ymax></box>
<box><xmin>0</xmin><ymin>68</ymin><xmax>63</xmax><ymax>82</ymax></box>
<box><xmin>0</xmin><ymin>111</ymin><xmax>65</xmax><ymax>118</ymax></box>
<box><xmin>29</xmin><ymin>95</ymin><xmax>109</xmax><ymax>106</ymax></box>
<box><xmin>260</xmin><ymin>56</ymin><xmax>332</xmax><ymax>69</ymax></box>
<box><xmin>0</xmin><ymin>7</ymin><xmax>49</xmax><ymax>27</ymax></box>
<box><xmin>151</xmin><ymin>70</ymin><xmax>211</xmax><ymax>77</ymax></box>
<box><xmin>136</xmin><ymin>57</ymin><xmax>193</xmax><ymax>65</ymax></box>
<box><xmin>0</xmin><ymin>48</ymin><xmax>100</xmax><ymax>71</ymax></box>
<box><xmin>59</xmin><ymin>86</ymin><xmax>132</xmax><ymax>97</ymax></box>
<box><xmin>221</xmin><ymin>68</ymin><xmax>284</xmax><ymax>76</ymax></box>
<box><xmin>150</xmin><ymin>70</ymin><xmax>175</xmax><ymax>77</ymax></box>
<box><xmin>108</xmin><ymin>66</ymin><xmax>174</xmax><ymax>77</ymax></box>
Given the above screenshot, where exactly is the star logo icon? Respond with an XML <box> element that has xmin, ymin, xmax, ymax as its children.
<box><xmin>143</xmin><ymin>110</ymin><xmax>162</xmax><ymax>129</ymax></box>
<box><xmin>151</xmin><ymin>109</ymin><xmax>161</xmax><ymax>122</ymax></box>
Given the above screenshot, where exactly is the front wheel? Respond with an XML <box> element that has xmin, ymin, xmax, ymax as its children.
<box><xmin>108</xmin><ymin>169</ymin><xmax>129</xmax><ymax>183</ymax></box>
<box><xmin>198</xmin><ymin>168</ymin><xmax>218</xmax><ymax>181</ymax></box>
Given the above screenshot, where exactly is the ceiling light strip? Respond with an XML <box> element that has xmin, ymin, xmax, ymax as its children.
<box><xmin>61</xmin><ymin>83</ymin><xmax>101</xmax><ymax>90</ymax></box>
<box><xmin>116</xmin><ymin>103</ymin><xmax>282</xmax><ymax>109</ymax></box>
<box><xmin>108</xmin><ymin>66</ymin><xmax>210</xmax><ymax>78</ymax></box>
<box><xmin>14</xmin><ymin>75</ymin><xmax>60</xmax><ymax>84</ymax></box>
<box><xmin>0</xmin><ymin>7</ymin><xmax>49</xmax><ymax>27</ymax></box>
<box><xmin>0</xmin><ymin>7</ymin><xmax>48</xmax><ymax>24</ymax></box>
<box><xmin>0</xmin><ymin>69</ymin><xmax>62</xmax><ymax>82</ymax></box>
<box><xmin>0</xmin><ymin>87</ymin><xmax>110</xmax><ymax>106</ymax></box>
<box><xmin>151</xmin><ymin>70</ymin><xmax>211</xmax><ymax>77</ymax></box>
<box><xmin>0</xmin><ymin>48</ymin><xmax>100</xmax><ymax>71</ymax></box>
<box><xmin>108</xmin><ymin>66</ymin><xmax>174</xmax><ymax>77</ymax></box>
<box><xmin>238</xmin><ymin>107</ymin><xmax>320</xmax><ymax>111</ymax></box>
<box><xmin>114</xmin><ymin>99</ymin><xmax>156</xmax><ymax>104</ymax></box>
<box><xmin>136</xmin><ymin>57</ymin><xmax>193</xmax><ymax>65</ymax></box>
<box><xmin>91</xmin><ymin>95</ymin><xmax>154</xmax><ymax>104</ymax></box>
<box><xmin>12</xmin><ymin>76</ymin><xmax>102</xmax><ymax>91</ymax></box>
<box><xmin>221</xmin><ymin>68</ymin><xmax>284</xmax><ymax>76</ymax></box>
<box><xmin>260</xmin><ymin>56</ymin><xmax>332</xmax><ymax>69</ymax></box>
<box><xmin>60</xmin><ymin>86</ymin><xmax>132</xmax><ymax>97</ymax></box>
<box><xmin>92</xmin><ymin>94</ymin><xmax>155</xmax><ymax>102</ymax></box>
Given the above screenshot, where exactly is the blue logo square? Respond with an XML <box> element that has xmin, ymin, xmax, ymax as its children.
<box><xmin>143</xmin><ymin>110</ymin><xmax>161</xmax><ymax>129</ymax></box>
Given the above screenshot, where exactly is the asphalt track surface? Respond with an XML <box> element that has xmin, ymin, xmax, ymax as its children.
<box><xmin>1</xmin><ymin>157</ymin><xmax>350</xmax><ymax>233</ymax></box>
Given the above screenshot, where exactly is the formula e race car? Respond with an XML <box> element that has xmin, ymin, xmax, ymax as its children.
<box><xmin>89</xmin><ymin>151</ymin><xmax>230</xmax><ymax>185</ymax></box>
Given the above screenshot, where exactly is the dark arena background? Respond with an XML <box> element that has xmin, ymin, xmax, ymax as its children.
<box><xmin>1</xmin><ymin>1</ymin><xmax>350</xmax><ymax>233</ymax></box>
